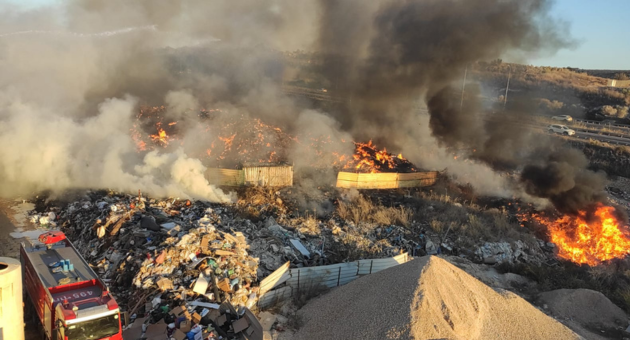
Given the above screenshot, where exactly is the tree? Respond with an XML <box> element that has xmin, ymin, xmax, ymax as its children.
<box><xmin>539</xmin><ymin>98</ymin><xmax>564</xmax><ymax>111</ymax></box>
<box><xmin>614</xmin><ymin>73</ymin><xmax>629</xmax><ymax>80</ymax></box>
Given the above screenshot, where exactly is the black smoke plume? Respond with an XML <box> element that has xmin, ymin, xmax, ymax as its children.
<box><xmin>317</xmin><ymin>0</ymin><xmax>606</xmax><ymax>214</ymax></box>
<box><xmin>520</xmin><ymin>149</ymin><xmax>608</xmax><ymax>214</ymax></box>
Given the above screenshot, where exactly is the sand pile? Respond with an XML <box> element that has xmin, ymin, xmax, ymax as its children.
<box><xmin>291</xmin><ymin>256</ymin><xmax>579</xmax><ymax>340</ymax></box>
<box><xmin>538</xmin><ymin>289</ymin><xmax>628</xmax><ymax>330</ymax></box>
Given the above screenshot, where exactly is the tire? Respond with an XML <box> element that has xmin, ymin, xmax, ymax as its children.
<box><xmin>563</xmin><ymin>132</ymin><xmax>569</xmax><ymax>135</ymax></box>
<box><xmin>548</xmin><ymin>129</ymin><xmax>554</xmax><ymax>133</ymax></box>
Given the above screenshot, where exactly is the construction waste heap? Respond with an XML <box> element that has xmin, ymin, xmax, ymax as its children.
<box><xmin>27</xmin><ymin>188</ymin><xmax>433</xmax><ymax>339</ymax></box>
<box><xmin>28</xmin><ymin>191</ymin><xmax>281</xmax><ymax>340</ymax></box>
<box><xmin>23</xmin><ymin>185</ymin><xmax>576</xmax><ymax>340</ymax></box>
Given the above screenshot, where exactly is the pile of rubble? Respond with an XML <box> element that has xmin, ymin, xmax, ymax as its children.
<box><xmin>122</xmin><ymin>300</ymin><xmax>263</xmax><ymax>340</ymax></box>
<box><xmin>28</xmin><ymin>192</ymin><xmax>268</xmax><ymax>339</ymax></box>
<box><xmin>21</xmin><ymin>185</ymin><xmax>567</xmax><ymax>339</ymax></box>
<box><xmin>475</xmin><ymin>240</ymin><xmax>548</xmax><ymax>265</ymax></box>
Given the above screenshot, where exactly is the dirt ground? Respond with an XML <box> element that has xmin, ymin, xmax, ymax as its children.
<box><xmin>0</xmin><ymin>200</ymin><xmax>40</xmax><ymax>340</ymax></box>
<box><xmin>0</xmin><ymin>200</ymin><xmax>25</xmax><ymax>258</ymax></box>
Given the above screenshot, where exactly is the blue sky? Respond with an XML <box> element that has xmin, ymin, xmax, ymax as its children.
<box><xmin>4</xmin><ymin>0</ymin><xmax>629</xmax><ymax>70</ymax></box>
<box><xmin>531</xmin><ymin>0</ymin><xmax>630</xmax><ymax>69</ymax></box>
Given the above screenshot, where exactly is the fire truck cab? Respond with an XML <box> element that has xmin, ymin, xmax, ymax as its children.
<box><xmin>20</xmin><ymin>231</ymin><xmax>123</xmax><ymax>340</ymax></box>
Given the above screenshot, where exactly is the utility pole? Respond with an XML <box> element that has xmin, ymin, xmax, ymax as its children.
<box><xmin>460</xmin><ymin>65</ymin><xmax>468</xmax><ymax>110</ymax></box>
<box><xmin>503</xmin><ymin>66</ymin><xmax>511</xmax><ymax>110</ymax></box>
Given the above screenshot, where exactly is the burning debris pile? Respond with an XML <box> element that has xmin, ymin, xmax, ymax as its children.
<box><xmin>523</xmin><ymin>204</ymin><xmax>630</xmax><ymax>266</ymax></box>
<box><xmin>131</xmin><ymin>106</ymin><xmax>181</xmax><ymax>151</ymax></box>
<box><xmin>339</xmin><ymin>141</ymin><xmax>417</xmax><ymax>173</ymax></box>
<box><xmin>131</xmin><ymin>107</ymin><xmax>293</xmax><ymax>167</ymax></box>
<box><xmin>130</xmin><ymin>105</ymin><xmax>423</xmax><ymax>175</ymax></box>
<box><xmin>201</xmin><ymin>115</ymin><xmax>294</xmax><ymax>167</ymax></box>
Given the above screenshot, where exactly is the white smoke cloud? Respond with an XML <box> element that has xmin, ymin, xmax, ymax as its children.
<box><xmin>0</xmin><ymin>0</ymin><xmax>319</xmax><ymax>201</ymax></box>
<box><xmin>0</xmin><ymin>92</ymin><xmax>232</xmax><ymax>201</ymax></box>
<box><xmin>0</xmin><ymin>0</ymin><xmax>566</xmax><ymax>205</ymax></box>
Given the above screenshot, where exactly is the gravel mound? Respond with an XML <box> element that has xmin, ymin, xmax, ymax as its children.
<box><xmin>291</xmin><ymin>256</ymin><xmax>579</xmax><ymax>340</ymax></box>
<box><xmin>538</xmin><ymin>289</ymin><xmax>628</xmax><ymax>330</ymax></box>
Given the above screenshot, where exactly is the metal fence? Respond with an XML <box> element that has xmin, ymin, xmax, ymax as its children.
<box><xmin>257</xmin><ymin>253</ymin><xmax>410</xmax><ymax>308</ymax></box>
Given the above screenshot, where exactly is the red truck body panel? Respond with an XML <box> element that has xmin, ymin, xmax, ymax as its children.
<box><xmin>21</xmin><ymin>235</ymin><xmax>123</xmax><ymax>340</ymax></box>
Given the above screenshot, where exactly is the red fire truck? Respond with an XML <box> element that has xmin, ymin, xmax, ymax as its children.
<box><xmin>21</xmin><ymin>231</ymin><xmax>123</xmax><ymax>340</ymax></box>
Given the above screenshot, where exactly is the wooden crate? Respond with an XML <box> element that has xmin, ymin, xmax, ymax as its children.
<box><xmin>206</xmin><ymin>165</ymin><xmax>293</xmax><ymax>187</ymax></box>
<box><xmin>336</xmin><ymin>171</ymin><xmax>438</xmax><ymax>189</ymax></box>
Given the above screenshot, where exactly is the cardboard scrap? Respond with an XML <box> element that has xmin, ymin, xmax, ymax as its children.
<box><xmin>144</xmin><ymin>319</ymin><xmax>168</xmax><ymax>340</ymax></box>
<box><xmin>217</xmin><ymin>278</ymin><xmax>232</xmax><ymax>292</ymax></box>
<box><xmin>170</xmin><ymin>305</ymin><xmax>191</xmax><ymax>320</ymax></box>
<box><xmin>215</xmin><ymin>250</ymin><xmax>236</xmax><ymax>256</ymax></box>
<box><xmin>156</xmin><ymin>277</ymin><xmax>174</xmax><ymax>291</ymax></box>
<box><xmin>172</xmin><ymin>329</ymin><xmax>187</xmax><ymax>340</ymax></box>
<box><xmin>200</xmin><ymin>234</ymin><xmax>211</xmax><ymax>253</ymax></box>
<box><xmin>122</xmin><ymin>317</ymin><xmax>146</xmax><ymax>340</ymax></box>
<box><xmin>192</xmin><ymin>274</ymin><xmax>209</xmax><ymax>295</ymax></box>
<box><xmin>179</xmin><ymin>319</ymin><xmax>192</xmax><ymax>333</ymax></box>
<box><xmin>191</xmin><ymin>312</ymin><xmax>202</xmax><ymax>325</ymax></box>
<box><xmin>232</xmin><ymin>318</ymin><xmax>249</xmax><ymax>333</ymax></box>
<box><xmin>207</xmin><ymin>309</ymin><xmax>222</xmax><ymax>324</ymax></box>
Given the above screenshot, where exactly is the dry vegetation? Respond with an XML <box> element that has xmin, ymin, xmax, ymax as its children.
<box><xmin>474</xmin><ymin>60</ymin><xmax>608</xmax><ymax>88</ymax></box>
<box><xmin>332</xmin><ymin>180</ymin><xmax>533</xmax><ymax>254</ymax></box>
<box><xmin>473</xmin><ymin>60</ymin><xmax>630</xmax><ymax>119</ymax></box>
<box><xmin>575</xmin><ymin>141</ymin><xmax>630</xmax><ymax>178</ymax></box>
<box><xmin>337</xmin><ymin>194</ymin><xmax>412</xmax><ymax>229</ymax></box>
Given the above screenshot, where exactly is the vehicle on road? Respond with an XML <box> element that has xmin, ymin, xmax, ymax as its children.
<box><xmin>21</xmin><ymin>231</ymin><xmax>123</xmax><ymax>340</ymax></box>
<box><xmin>551</xmin><ymin>115</ymin><xmax>573</xmax><ymax>122</ymax></box>
<box><xmin>548</xmin><ymin>124</ymin><xmax>576</xmax><ymax>136</ymax></box>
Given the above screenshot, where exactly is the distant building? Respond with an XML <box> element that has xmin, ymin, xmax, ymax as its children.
<box><xmin>607</xmin><ymin>79</ymin><xmax>630</xmax><ymax>87</ymax></box>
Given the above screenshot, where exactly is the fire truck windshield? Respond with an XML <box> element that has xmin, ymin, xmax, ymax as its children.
<box><xmin>65</xmin><ymin>313</ymin><xmax>119</xmax><ymax>340</ymax></box>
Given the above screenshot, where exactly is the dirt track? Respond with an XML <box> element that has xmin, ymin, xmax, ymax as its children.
<box><xmin>0</xmin><ymin>200</ymin><xmax>40</xmax><ymax>340</ymax></box>
<box><xmin>0</xmin><ymin>200</ymin><xmax>22</xmax><ymax>258</ymax></box>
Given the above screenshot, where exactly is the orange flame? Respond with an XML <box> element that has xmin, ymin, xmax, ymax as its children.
<box><xmin>150</xmin><ymin>128</ymin><xmax>169</xmax><ymax>146</ymax></box>
<box><xmin>339</xmin><ymin>141</ymin><xmax>413</xmax><ymax>173</ymax></box>
<box><xmin>531</xmin><ymin>204</ymin><xmax>630</xmax><ymax>266</ymax></box>
<box><xmin>218</xmin><ymin>134</ymin><xmax>236</xmax><ymax>151</ymax></box>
